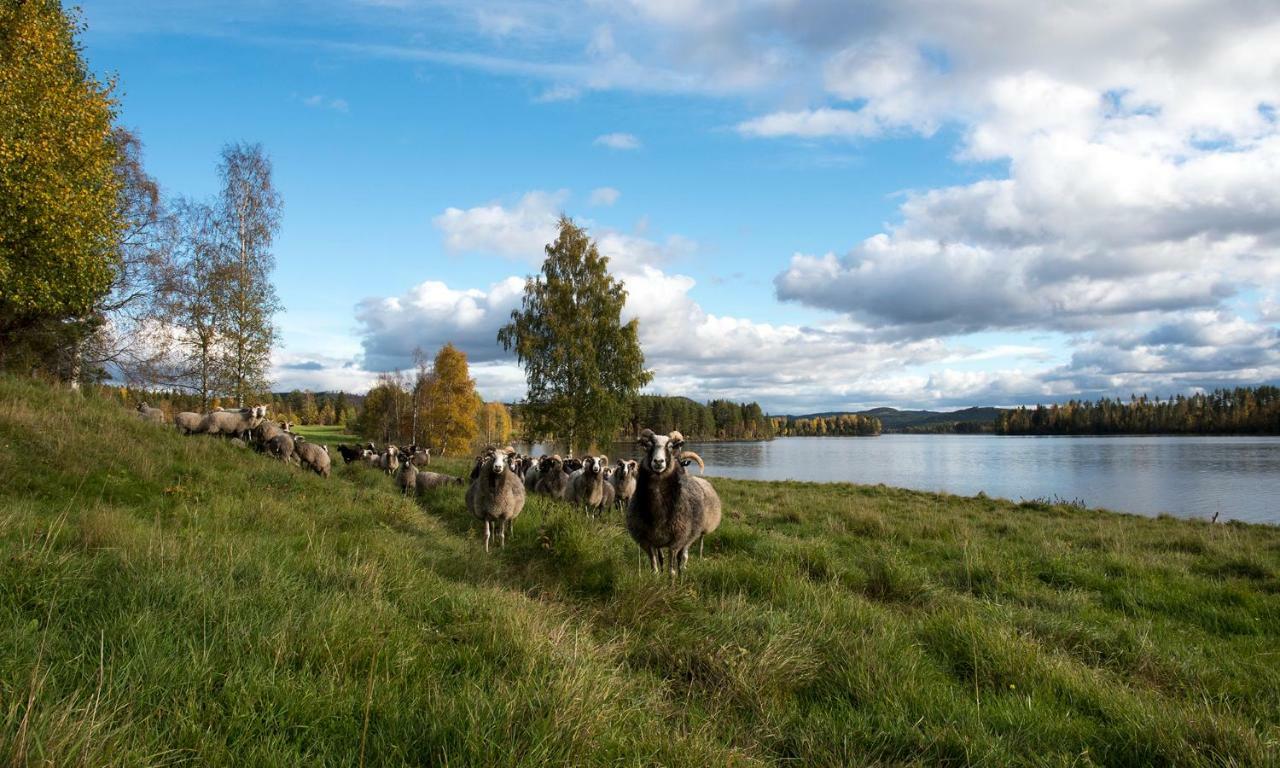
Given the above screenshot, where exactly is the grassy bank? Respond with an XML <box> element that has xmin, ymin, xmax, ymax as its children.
<box><xmin>1</xmin><ymin>376</ymin><xmax>1277</xmax><ymax>766</ymax></box>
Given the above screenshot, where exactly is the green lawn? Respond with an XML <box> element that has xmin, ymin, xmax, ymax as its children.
<box><xmin>1</xmin><ymin>375</ymin><xmax>1277</xmax><ymax>766</ymax></box>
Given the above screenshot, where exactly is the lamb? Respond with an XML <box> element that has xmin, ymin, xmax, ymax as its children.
<box><xmin>465</xmin><ymin>447</ymin><xmax>526</xmax><ymax>552</ymax></box>
<box><xmin>199</xmin><ymin>405</ymin><xmax>267</xmax><ymax>440</ymax></box>
<box><xmin>266</xmin><ymin>432</ymin><xmax>297</xmax><ymax>464</ymax></box>
<box><xmin>611</xmin><ymin>459</ymin><xmax>638</xmax><ymax>511</ymax></box>
<box><xmin>361</xmin><ymin>449</ymin><xmax>381</xmax><ymax>469</ymax></box>
<box><xmin>567</xmin><ymin>455</ymin><xmax>614</xmax><ymax>516</ymax></box>
<box><xmin>532</xmin><ymin>455</ymin><xmax>569</xmax><ymax>498</ymax></box>
<box><xmin>626</xmin><ymin>429</ymin><xmax>721</xmax><ymax>576</ymax></box>
<box><xmin>293</xmin><ymin>438</ymin><xmax>331</xmax><ymax>478</ymax></box>
<box><xmin>416</xmin><ymin>471</ymin><xmax>464</xmax><ymax>491</ymax></box>
<box><xmin>174</xmin><ymin>411</ymin><xmax>203</xmax><ymax>434</ymax></box>
<box><xmin>395</xmin><ymin>461</ymin><xmax>418</xmax><ymax>496</ymax></box>
<box><xmin>136</xmin><ymin>402</ymin><xmax>165</xmax><ymax>423</ymax></box>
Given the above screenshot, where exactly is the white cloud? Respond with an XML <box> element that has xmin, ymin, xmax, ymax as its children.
<box><xmin>589</xmin><ymin>186</ymin><xmax>620</xmax><ymax>206</ymax></box>
<box><xmin>432</xmin><ymin>190</ymin><xmax>567</xmax><ymax>260</ymax></box>
<box><xmin>594</xmin><ymin>132</ymin><xmax>641</xmax><ymax>150</ymax></box>
<box><xmin>534</xmin><ymin>83</ymin><xmax>582</xmax><ymax>102</ymax></box>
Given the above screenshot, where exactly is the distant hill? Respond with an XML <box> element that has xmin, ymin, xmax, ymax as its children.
<box><xmin>790</xmin><ymin>406</ymin><xmax>1006</xmax><ymax>433</ymax></box>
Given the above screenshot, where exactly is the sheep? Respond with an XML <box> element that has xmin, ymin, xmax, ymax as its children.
<box><xmin>524</xmin><ymin>455</ymin><xmax>545</xmax><ymax>491</ymax></box>
<box><xmin>465</xmin><ymin>447</ymin><xmax>526</xmax><ymax>552</ymax></box>
<box><xmin>361</xmin><ymin>449</ymin><xmax>381</xmax><ymax>469</ymax></box>
<box><xmin>336</xmin><ymin>444</ymin><xmax>363</xmax><ymax>464</ymax></box>
<box><xmin>406</xmin><ymin>445</ymin><xmax>431</xmax><ymax>467</ymax></box>
<box><xmin>251</xmin><ymin>420</ymin><xmax>290</xmax><ymax>451</ymax></box>
<box><xmin>136</xmin><ymin>402</ymin><xmax>165</xmax><ymax>423</ymax></box>
<box><xmin>199</xmin><ymin>405</ymin><xmax>268</xmax><ymax>440</ymax></box>
<box><xmin>611</xmin><ymin>459</ymin><xmax>638</xmax><ymax>511</ymax></box>
<box><xmin>626</xmin><ymin>429</ymin><xmax>721</xmax><ymax>577</ymax></box>
<box><xmin>563</xmin><ymin>457</ymin><xmax>584</xmax><ymax>473</ymax></box>
<box><xmin>395</xmin><ymin>461</ymin><xmax>418</xmax><ymax>496</ymax></box>
<box><xmin>567</xmin><ymin>455</ymin><xmax>614</xmax><ymax>516</ymax></box>
<box><xmin>416</xmin><ymin>471</ymin><xmax>464</xmax><ymax>492</ymax></box>
<box><xmin>533</xmin><ymin>455</ymin><xmax>569</xmax><ymax>498</ymax></box>
<box><xmin>266</xmin><ymin>432</ymin><xmax>297</xmax><ymax>464</ymax></box>
<box><xmin>174</xmin><ymin>411</ymin><xmax>203</xmax><ymax>434</ymax></box>
<box><xmin>379</xmin><ymin>444</ymin><xmax>400</xmax><ymax>476</ymax></box>
<box><xmin>294</xmin><ymin>437</ymin><xmax>331</xmax><ymax>478</ymax></box>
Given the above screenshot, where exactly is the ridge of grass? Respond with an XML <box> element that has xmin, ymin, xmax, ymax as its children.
<box><xmin>1</xmin><ymin>376</ymin><xmax>1277</xmax><ymax>766</ymax></box>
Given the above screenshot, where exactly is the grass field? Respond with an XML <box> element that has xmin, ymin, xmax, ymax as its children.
<box><xmin>2</xmin><ymin>375</ymin><xmax>1278</xmax><ymax>766</ymax></box>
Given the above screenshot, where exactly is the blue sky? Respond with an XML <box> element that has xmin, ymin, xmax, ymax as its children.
<box><xmin>81</xmin><ymin>1</ymin><xmax>1280</xmax><ymax>412</ymax></box>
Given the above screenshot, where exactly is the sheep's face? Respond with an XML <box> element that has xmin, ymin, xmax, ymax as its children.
<box><xmin>583</xmin><ymin>456</ymin><xmax>600</xmax><ymax>474</ymax></box>
<box><xmin>487</xmin><ymin>450</ymin><xmax>515</xmax><ymax>474</ymax></box>
<box><xmin>638</xmin><ymin>430</ymin><xmax>683</xmax><ymax>475</ymax></box>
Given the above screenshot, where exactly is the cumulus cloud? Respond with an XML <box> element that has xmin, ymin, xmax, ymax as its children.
<box><xmin>433</xmin><ymin>190</ymin><xmax>566</xmax><ymax>260</ymax></box>
<box><xmin>594</xmin><ymin>132</ymin><xmax>641</xmax><ymax>150</ymax></box>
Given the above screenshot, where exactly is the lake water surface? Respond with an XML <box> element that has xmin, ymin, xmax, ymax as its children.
<box><xmin>605</xmin><ymin>435</ymin><xmax>1280</xmax><ymax>525</ymax></box>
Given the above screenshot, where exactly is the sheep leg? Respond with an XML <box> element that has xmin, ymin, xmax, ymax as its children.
<box><xmin>483</xmin><ymin>521</ymin><xmax>491</xmax><ymax>553</ymax></box>
<box><xmin>699</xmin><ymin>534</ymin><xmax>705</xmax><ymax>559</ymax></box>
<box><xmin>648</xmin><ymin>547</ymin><xmax>662</xmax><ymax>574</ymax></box>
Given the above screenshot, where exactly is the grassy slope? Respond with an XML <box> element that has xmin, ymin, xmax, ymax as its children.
<box><xmin>1</xmin><ymin>377</ymin><xmax>1278</xmax><ymax>767</ymax></box>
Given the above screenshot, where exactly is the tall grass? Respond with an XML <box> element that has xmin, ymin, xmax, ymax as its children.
<box><xmin>1</xmin><ymin>376</ymin><xmax>1277</xmax><ymax>766</ymax></box>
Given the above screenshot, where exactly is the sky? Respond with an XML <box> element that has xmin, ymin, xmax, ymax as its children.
<box><xmin>80</xmin><ymin>0</ymin><xmax>1280</xmax><ymax>413</ymax></box>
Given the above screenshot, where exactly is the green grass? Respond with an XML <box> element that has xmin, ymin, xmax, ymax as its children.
<box><xmin>289</xmin><ymin>424</ymin><xmax>363</xmax><ymax>445</ymax></box>
<box><xmin>1</xmin><ymin>376</ymin><xmax>1278</xmax><ymax>766</ymax></box>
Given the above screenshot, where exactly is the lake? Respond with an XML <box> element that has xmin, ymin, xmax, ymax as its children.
<box><xmin>598</xmin><ymin>435</ymin><xmax>1280</xmax><ymax>525</ymax></box>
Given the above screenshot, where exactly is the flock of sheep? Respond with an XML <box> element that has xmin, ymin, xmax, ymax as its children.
<box><xmin>459</xmin><ymin>429</ymin><xmax>723</xmax><ymax>576</ymax></box>
<box><xmin>138</xmin><ymin>401</ymin><xmax>722</xmax><ymax>576</ymax></box>
<box><xmin>140</xmin><ymin>401</ymin><xmax>333</xmax><ymax>476</ymax></box>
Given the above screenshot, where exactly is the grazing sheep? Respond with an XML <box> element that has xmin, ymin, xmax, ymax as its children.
<box><xmin>174</xmin><ymin>411</ymin><xmax>203</xmax><ymax>434</ymax></box>
<box><xmin>395</xmin><ymin>461</ymin><xmax>418</xmax><ymax>496</ymax></box>
<box><xmin>416</xmin><ymin>471</ymin><xmax>463</xmax><ymax>492</ymax></box>
<box><xmin>200</xmin><ymin>405</ymin><xmax>267</xmax><ymax>440</ymax></box>
<box><xmin>136</xmin><ymin>402</ymin><xmax>165</xmax><ymax>423</ymax></box>
<box><xmin>611</xmin><ymin>459</ymin><xmax>638</xmax><ymax>511</ymax></box>
<box><xmin>294</xmin><ymin>438</ymin><xmax>331</xmax><ymax>478</ymax></box>
<box><xmin>251</xmin><ymin>420</ymin><xmax>289</xmax><ymax>451</ymax></box>
<box><xmin>533</xmin><ymin>455</ymin><xmax>569</xmax><ymax>498</ymax></box>
<box><xmin>465</xmin><ymin>447</ymin><xmax>526</xmax><ymax>552</ymax></box>
<box><xmin>567</xmin><ymin>455</ymin><xmax>614</xmax><ymax>515</ymax></box>
<box><xmin>266</xmin><ymin>432</ymin><xmax>296</xmax><ymax>464</ymax></box>
<box><xmin>626</xmin><ymin>429</ymin><xmax>721</xmax><ymax>576</ymax></box>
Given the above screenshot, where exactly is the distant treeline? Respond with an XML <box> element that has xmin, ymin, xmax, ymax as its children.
<box><xmin>619</xmin><ymin>395</ymin><xmax>774</xmax><ymax>441</ymax></box>
<box><xmin>770</xmin><ymin>414</ymin><xmax>882</xmax><ymax>436</ymax></box>
<box><xmin>995</xmin><ymin>387</ymin><xmax>1280</xmax><ymax>435</ymax></box>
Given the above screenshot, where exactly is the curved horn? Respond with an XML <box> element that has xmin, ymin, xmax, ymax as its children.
<box><xmin>599</xmin><ymin>454</ymin><xmax>608</xmax><ymax>466</ymax></box>
<box><xmin>679</xmin><ymin>451</ymin><xmax>705</xmax><ymax>473</ymax></box>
